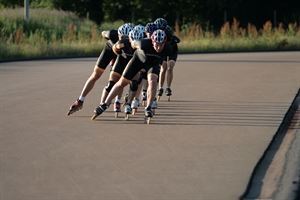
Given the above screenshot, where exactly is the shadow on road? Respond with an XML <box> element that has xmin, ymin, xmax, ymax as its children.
<box><xmin>72</xmin><ymin>99</ymin><xmax>290</xmax><ymax>127</ymax></box>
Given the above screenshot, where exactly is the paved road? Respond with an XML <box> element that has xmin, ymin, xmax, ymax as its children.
<box><xmin>1</xmin><ymin>52</ymin><xmax>300</xmax><ymax>200</ymax></box>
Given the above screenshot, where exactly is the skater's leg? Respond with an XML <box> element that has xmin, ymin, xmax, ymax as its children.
<box><xmin>146</xmin><ymin>73</ymin><xmax>158</xmax><ymax>108</ymax></box>
<box><xmin>80</xmin><ymin>65</ymin><xmax>105</xmax><ymax>99</ymax></box>
<box><xmin>158</xmin><ymin>61</ymin><xmax>167</xmax><ymax>89</ymax></box>
<box><xmin>104</xmin><ymin>77</ymin><xmax>130</xmax><ymax>105</ymax></box>
<box><xmin>166</xmin><ymin>60</ymin><xmax>176</xmax><ymax>88</ymax></box>
<box><xmin>115</xmin><ymin>88</ymin><xmax>123</xmax><ymax>103</ymax></box>
<box><xmin>127</xmin><ymin>73</ymin><xmax>140</xmax><ymax>104</ymax></box>
<box><xmin>100</xmin><ymin>72</ymin><xmax>121</xmax><ymax>104</ymax></box>
<box><xmin>68</xmin><ymin>66</ymin><xmax>104</xmax><ymax>115</ymax></box>
<box><xmin>134</xmin><ymin>71</ymin><xmax>144</xmax><ymax>100</ymax></box>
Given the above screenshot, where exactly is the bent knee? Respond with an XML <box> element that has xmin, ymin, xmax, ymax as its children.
<box><xmin>169</xmin><ymin>60</ymin><xmax>176</xmax><ymax>67</ymax></box>
<box><xmin>92</xmin><ymin>66</ymin><xmax>104</xmax><ymax>79</ymax></box>
<box><xmin>118</xmin><ymin>77</ymin><xmax>131</xmax><ymax>87</ymax></box>
<box><xmin>147</xmin><ymin>74</ymin><xmax>158</xmax><ymax>84</ymax></box>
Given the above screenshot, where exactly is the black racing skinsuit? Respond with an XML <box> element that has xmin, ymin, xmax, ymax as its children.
<box><xmin>122</xmin><ymin>38</ymin><xmax>173</xmax><ymax>80</ymax></box>
<box><xmin>95</xmin><ymin>30</ymin><xmax>119</xmax><ymax>69</ymax></box>
<box><xmin>111</xmin><ymin>38</ymin><xmax>135</xmax><ymax>75</ymax></box>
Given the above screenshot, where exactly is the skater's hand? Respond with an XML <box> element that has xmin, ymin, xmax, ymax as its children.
<box><xmin>115</xmin><ymin>42</ymin><xmax>125</xmax><ymax>49</ymax></box>
<box><xmin>112</xmin><ymin>42</ymin><xmax>124</xmax><ymax>54</ymax></box>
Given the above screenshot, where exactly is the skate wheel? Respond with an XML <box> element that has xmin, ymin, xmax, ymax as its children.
<box><xmin>67</xmin><ymin>108</ymin><xmax>78</xmax><ymax>116</ymax></box>
<box><xmin>67</xmin><ymin>110</ymin><xmax>72</xmax><ymax>116</ymax></box>
<box><xmin>91</xmin><ymin>114</ymin><xmax>98</xmax><ymax>120</ymax></box>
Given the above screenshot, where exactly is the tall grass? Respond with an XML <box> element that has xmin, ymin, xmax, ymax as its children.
<box><xmin>176</xmin><ymin>18</ymin><xmax>300</xmax><ymax>53</ymax></box>
<box><xmin>1</xmin><ymin>9</ymin><xmax>300</xmax><ymax>61</ymax></box>
<box><xmin>0</xmin><ymin>8</ymin><xmax>117</xmax><ymax>60</ymax></box>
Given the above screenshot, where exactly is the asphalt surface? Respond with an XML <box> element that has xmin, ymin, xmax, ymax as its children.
<box><xmin>1</xmin><ymin>52</ymin><xmax>300</xmax><ymax>200</ymax></box>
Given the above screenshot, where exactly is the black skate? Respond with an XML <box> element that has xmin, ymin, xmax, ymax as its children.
<box><xmin>157</xmin><ymin>88</ymin><xmax>164</xmax><ymax>101</ymax></box>
<box><xmin>91</xmin><ymin>103</ymin><xmax>108</xmax><ymax>120</ymax></box>
<box><xmin>124</xmin><ymin>103</ymin><xmax>132</xmax><ymax>120</ymax></box>
<box><xmin>144</xmin><ymin>107</ymin><xmax>153</xmax><ymax>124</ymax></box>
<box><xmin>165</xmin><ymin>88</ymin><xmax>172</xmax><ymax>101</ymax></box>
<box><xmin>142</xmin><ymin>90</ymin><xmax>147</xmax><ymax>106</ymax></box>
<box><xmin>123</xmin><ymin>93</ymin><xmax>129</xmax><ymax>107</ymax></box>
<box><xmin>67</xmin><ymin>99</ymin><xmax>83</xmax><ymax>116</ymax></box>
<box><xmin>114</xmin><ymin>101</ymin><xmax>121</xmax><ymax>118</ymax></box>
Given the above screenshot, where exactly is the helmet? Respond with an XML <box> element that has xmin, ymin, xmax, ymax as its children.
<box><xmin>133</xmin><ymin>24</ymin><xmax>145</xmax><ymax>33</ymax></box>
<box><xmin>118</xmin><ymin>24</ymin><xmax>133</xmax><ymax>37</ymax></box>
<box><xmin>165</xmin><ymin>25</ymin><xmax>173</xmax><ymax>34</ymax></box>
<box><xmin>151</xmin><ymin>29</ymin><xmax>166</xmax><ymax>44</ymax></box>
<box><xmin>154</xmin><ymin>18</ymin><xmax>168</xmax><ymax>30</ymax></box>
<box><xmin>125</xmin><ymin>23</ymin><xmax>135</xmax><ymax>29</ymax></box>
<box><xmin>129</xmin><ymin>29</ymin><xmax>144</xmax><ymax>41</ymax></box>
<box><xmin>145</xmin><ymin>22</ymin><xmax>158</xmax><ymax>34</ymax></box>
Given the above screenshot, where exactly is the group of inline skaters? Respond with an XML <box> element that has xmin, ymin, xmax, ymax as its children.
<box><xmin>67</xmin><ymin>18</ymin><xmax>180</xmax><ymax>124</ymax></box>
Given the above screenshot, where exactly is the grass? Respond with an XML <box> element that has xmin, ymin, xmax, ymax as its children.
<box><xmin>177</xmin><ymin>19</ymin><xmax>300</xmax><ymax>53</ymax></box>
<box><xmin>1</xmin><ymin>8</ymin><xmax>300</xmax><ymax>61</ymax></box>
<box><xmin>0</xmin><ymin>8</ymin><xmax>122</xmax><ymax>61</ymax></box>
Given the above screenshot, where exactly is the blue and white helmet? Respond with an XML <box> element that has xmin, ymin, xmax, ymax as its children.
<box><xmin>154</xmin><ymin>18</ymin><xmax>168</xmax><ymax>30</ymax></box>
<box><xmin>151</xmin><ymin>29</ymin><xmax>166</xmax><ymax>44</ymax></box>
<box><xmin>133</xmin><ymin>24</ymin><xmax>145</xmax><ymax>33</ymax></box>
<box><xmin>118</xmin><ymin>24</ymin><xmax>133</xmax><ymax>37</ymax></box>
<box><xmin>129</xmin><ymin>29</ymin><xmax>144</xmax><ymax>41</ymax></box>
<box><xmin>124</xmin><ymin>23</ymin><xmax>135</xmax><ymax>29</ymax></box>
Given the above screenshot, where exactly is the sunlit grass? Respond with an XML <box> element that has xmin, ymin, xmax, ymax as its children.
<box><xmin>177</xmin><ymin>18</ymin><xmax>300</xmax><ymax>53</ymax></box>
<box><xmin>0</xmin><ymin>8</ymin><xmax>108</xmax><ymax>60</ymax></box>
<box><xmin>1</xmin><ymin>9</ymin><xmax>300</xmax><ymax>61</ymax></box>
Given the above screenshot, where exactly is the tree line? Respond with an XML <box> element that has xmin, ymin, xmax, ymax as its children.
<box><xmin>1</xmin><ymin>0</ymin><xmax>300</xmax><ymax>29</ymax></box>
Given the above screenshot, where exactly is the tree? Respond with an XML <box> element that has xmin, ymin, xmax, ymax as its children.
<box><xmin>52</xmin><ymin>0</ymin><xmax>103</xmax><ymax>24</ymax></box>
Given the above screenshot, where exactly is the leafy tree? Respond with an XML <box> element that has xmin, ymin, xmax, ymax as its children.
<box><xmin>52</xmin><ymin>0</ymin><xmax>103</xmax><ymax>24</ymax></box>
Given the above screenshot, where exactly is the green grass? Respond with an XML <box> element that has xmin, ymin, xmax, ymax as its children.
<box><xmin>1</xmin><ymin>9</ymin><xmax>300</xmax><ymax>61</ymax></box>
<box><xmin>179</xmin><ymin>36</ymin><xmax>300</xmax><ymax>53</ymax></box>
<box><xmin>0</xmin><ymin>8</ymin><xmax>112</xmax><ymax>60</ymax></box>
<box><xmin>177</xmin><ymin>19</ymin><xmax>300</xmax><ymax>53</ymax></box>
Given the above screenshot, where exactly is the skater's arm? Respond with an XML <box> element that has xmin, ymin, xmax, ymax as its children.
<box><xmin>173</xmin><ymin>35</ymin><xmax>181</xmax><ymax>43</ymax></box>
<box><xmin>131</xmin><ymin>40</ymin><xmax>142</xmax><ymax>49</ymax></box>
<box><xmin>101</xmin><ymin>31</ymin><xmax>110</xmax><ymax>40</ymax></box>
<box><xmin>112</xmin><ymin>40</ymin><xmax>125</xmax><ymax>54</ymax></box>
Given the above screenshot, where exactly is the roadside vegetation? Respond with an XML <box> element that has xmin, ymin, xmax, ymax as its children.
<box><xmin>1</xmin><ymin>8</ymin><xmax>300</xmax><ymax>61</ymax></box>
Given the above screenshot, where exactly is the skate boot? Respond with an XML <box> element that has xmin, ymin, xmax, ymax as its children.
<box><xmin>113</xmin><ymin>101</ymin><xmax>121</xmax><ymax>118</ymax></box>
<box><xmin>151</xmin><ymin>98</ymin><xmax>158</xmax><ymax>115</ymax></box>
<box><xmin>157</xmin><ymin>88</ymin><xmax>164</xmax><ymax>101</ymax></box>
<box><xmin>91</xmin><ymin>103</ymin><xmax>108</xmax><ymax>120</ymax></box>
<box><xmin>165</xmin><ymin>88</ymin><xmax>172</xmax><ymax>101</ymax></box>
<box><xmin>67</xmin><ymin>99</ymin><xmax>83</xmax><ymax>116</ymax></box>
<box><xmin>142</xmin><ymin>90</ymin><xmax>147</xmax><ymax>106</ymax></box>
<box><xmin>131</xmin><ymin>98</ymin><xmax>140</xmax><ymax>115</ymax></box>
<box><xmin>124</xmin><ymin>103</ymin><xmax>132</xmax><ymax>120</ymax></box>
<box><xmin>144</xmin><ymin>106</ymin><xmax>153</xmax><ymax>124</ymax></box>
<box><xmin>123</xmin><ymin>93</ymin><xmax>129</xmax><ymax>106</ymax></box>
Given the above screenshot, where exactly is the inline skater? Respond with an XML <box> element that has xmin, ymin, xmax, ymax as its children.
<box><xmin>132</xmin><ymin>22</ymin><xmax>158</xmax><ymax>111</ymax></box>
<box><xmin>120</xmin><ymin>24</ymin><xmax>147</xmax><ymax>118</ymax></box>
<box><xmin>67</xmin><ymin>24</ymin><xmax>131</xmax><ymax>116</ymax></box>
<box><xmin>97</xmin><ymin>23</ymin><xmax>135</xmax><ymax>117</ymax></box>
<box><xmin>92</xmin><ymin>29</ymin><xmax>171</xmax><ymax>123</ymax></box>
<box><xmin>154</xmin><ymin>19</ymin><xmax>180</xmax><ymax>101</ymax></box>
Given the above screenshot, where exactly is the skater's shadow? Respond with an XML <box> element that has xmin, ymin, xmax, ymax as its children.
<box><xmin>75</xmin><ymin>99</ymin><xmax>290</xmax><ymax>127</ymax></box>
<box><xmin>150</xmin><ymin>99</ymin><xmax>289</xmax><ymax>127</ymax></box>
